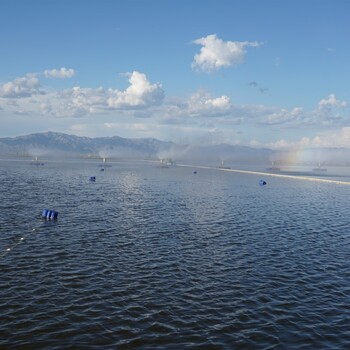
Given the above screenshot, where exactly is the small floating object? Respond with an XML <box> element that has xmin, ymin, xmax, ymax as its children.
<box><xmin>312</xmin><ymin>163</ymin><xmax>327</xmax><ymax>172</ymax></box>
<box><xmin>42</xmin><ymin>209</ymin><xmax>58</xmax><ymax>220</ymax></box>
<box><xmin>266</xmin><ymin>161</ymin><xmax>280</xmax><ymax>172</ymax></box>
<box><xmin>99</xmin><ymin>158</ymin><xmax>112</xmax><ymax>167</ymax></box>
<box><xmin>259</xmin><ymin>180</ymin><xmax>267</xmax><ymax>186</ymax></box>
<box><xmin>30</xmin><ymin>156</ymin><xmax>45</xmax><ymax>166</ymax></box>
<box><xmin>193</xmin><ymin>170</ymin><xmax>197</xmax><ymax>174</ymax></box>
<box><xmin>90</xmin><ymin>176</ymin><xmax>96</xmax><ymax>182</ymax></box>
<box><xmin>100</xmin><ymin>168</ymin><xmax>105</xmax><ymax>172</ymax></box>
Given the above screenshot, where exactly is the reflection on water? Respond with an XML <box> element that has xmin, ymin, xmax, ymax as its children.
<box><xmin>1</xmin><ymin>159</ymin><xmax>350</xmax><ymax>349</ymax></box>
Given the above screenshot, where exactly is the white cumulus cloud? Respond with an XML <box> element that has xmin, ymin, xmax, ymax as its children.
<box><xmin>188</xmin><ymin>91</ymin><xmax>231</xmax><ymax>117</ymax></box>
<box><xmin>265</xmin><ymin>137</ymin><xmax>311</xmax><ymax>150</ymax></box>
<box><xmin>310</xmin><ymin>127</ymin><xmax>350</xmax><ymax>148</ymax></box>
<box><xmin>107</xmin><ymin>71</ymin><xmax>164</xmax><ymax>108</ymax></box>
<box><xmin>264</xmin><ymin>107</ymin><xmax>304</xmax><ymax>125</ymax></box>
<box><xmin>0</xmin><ymin>74</ymin><xmax>42</xmax><ymax>98</ymax></box>
<box><xmin>44</xmin><ymin>67</ymin><xmax>75</xmax><ymax>79</ymax></box>
<box><xmin>35</xmin><ymin>71</ymin><xmax>165</xmax><ymax>117</ymax></box>
<box><xmin>265</xmin><ymin>127</ymin><xmax>350</xmax><ymax>151</ymax></box>
<box><xmin>192</xmin><ymin>34</ymin><xmax>260</xmax><ymax>72</ymax></box>
<box><xmin>54</xmin><ymin>86</ymin><xmax>108</xmax><ymax>117</ymax></box>
<box><xmin>318</xmin><ymin>93</ymin><xmax>347</xmax><ymax>109</ymax></box>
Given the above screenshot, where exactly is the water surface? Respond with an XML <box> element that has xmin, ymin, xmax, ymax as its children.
<box><xmin>1</xmin><ymin>160</ymin><xmax>350</xmax><ymax>349</ymax></box>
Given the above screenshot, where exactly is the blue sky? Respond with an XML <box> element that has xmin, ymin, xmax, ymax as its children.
<box><xmin>1</xmin><ymin>0</ymin><xmax>350</xmax><ymax>150</ymax></box>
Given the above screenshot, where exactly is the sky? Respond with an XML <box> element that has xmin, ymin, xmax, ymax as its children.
<box><xmin>1</xmin><ymin>0</ymin><xmax>350</xmax><ymax>150</ymax></box>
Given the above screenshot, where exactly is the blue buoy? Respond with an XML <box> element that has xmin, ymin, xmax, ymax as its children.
<box><xmin>259</xmin><ymin>179</ymin><xmax>267</xmax><ymax>186</ymax></box>
<box><xmin>42</xmin><ymin>209</ymin><xmax>58</xmax><ymax>220</ymax></box>
<box><xmin>193</xmin><ymin>170</ymin><xmax>197</xmax><ymax>174</ymax></box>
<box><xmin>90</xmin><ymin>176</ymin><xmax>96</xmax><ymax>182</ymax></box>
<box><xmin>100</xmin><ymin>168</ymin><xmax>105</xmax><ymax>172</ymax></box>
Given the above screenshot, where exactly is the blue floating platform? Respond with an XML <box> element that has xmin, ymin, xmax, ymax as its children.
<box><xmin>42</xmin><ymin>209</ymin><xmax>58</xmax><ymax>220</ymax></box>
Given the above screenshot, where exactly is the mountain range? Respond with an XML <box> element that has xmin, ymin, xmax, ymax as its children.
<box><xmin>0</xmin><ymin>131</ymin><xmax>273</xmax><ymax>164</ymax></box>
<box><xmin>0</xmin><ymin>132</ymin><xmax>172</xmax><ymax>158</ymax></box>
<box><xmin>1</xmin><ymin>132</ymin><xmax>349</xmax><ymax>167</ymax></box>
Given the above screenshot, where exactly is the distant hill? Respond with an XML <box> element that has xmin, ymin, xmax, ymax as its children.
<box><xmin>0</xmin><ymin>132</ymin><xmax>273</xmax><ymax>164</ymax></box>
<box><xmin>0</xmin><ymin>131</ymin><xmax>174</xmax><ymax>159</ymax></box>
<box><xmin>3</xmin><ymin>132</ymin><xmax>348</xmax><ymax>166</ymax></box>
<box><xmin>1</xmin><ymin>133</ymin><xmax>276</xmax><ymax>167</ymax></box>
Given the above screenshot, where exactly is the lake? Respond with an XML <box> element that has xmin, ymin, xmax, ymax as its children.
<box><xmin>1</xmin><ymin>159</ymin><xmax>350</xmax><ymax>349</ymax></box>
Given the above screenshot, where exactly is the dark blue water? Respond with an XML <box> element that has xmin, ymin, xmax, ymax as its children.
<box><xmin>1</xmin><ymin>159</ymin><xmax>350</xmax><ymax>349</ymax></box>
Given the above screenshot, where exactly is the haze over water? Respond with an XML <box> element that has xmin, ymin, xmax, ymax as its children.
<box><xmin>1</xmin><ymin>159</ymin><xmax>350</xmax><ymax>349</ymax></box>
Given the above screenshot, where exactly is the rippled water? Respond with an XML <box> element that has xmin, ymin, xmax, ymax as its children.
<box><xmin>1</xmin><ymin>159</ymin><xmax>350</xmax><ymax>349</ymax></box>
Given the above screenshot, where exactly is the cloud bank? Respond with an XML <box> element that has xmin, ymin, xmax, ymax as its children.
<box><xmin>0</xmin><ymin>37</ymin><xmax>349</xmax><ymax>152</ymax></box>
<box><xmin>0</xmin><ymin>68</ymin><xmax>348</xmax><ymax>143</ymax></box>
<box><xmin>1</xmin><ymin>68</ymin><xmax>349</xmax><ymax>149</ymax></box>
